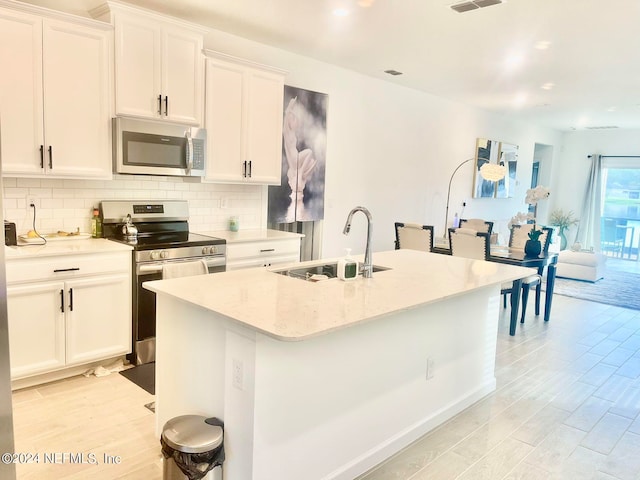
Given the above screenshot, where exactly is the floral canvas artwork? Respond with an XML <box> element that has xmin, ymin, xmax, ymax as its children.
<box><xmin>268</xmin><ymin>86</ymin><xmax>328</xmax><ymax>223</ymax></box>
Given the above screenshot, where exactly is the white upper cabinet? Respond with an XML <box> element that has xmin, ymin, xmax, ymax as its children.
<box><xmin>0</xmin><ymin>5</ymin><xmax>112</xmax><ymax>178</ymax></box>
<box><xmin>101</xmin><ymin>3</ymin><xmax>204</xmax><ymax>125</ymax></box>
<box><xmin>204</xmin><ymin>54</ymin><xmax>286</xmax><ymax>185</ymax></box>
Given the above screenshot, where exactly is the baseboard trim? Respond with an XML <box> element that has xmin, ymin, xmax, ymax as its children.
<box><xmin>323</xmin><ymin>378</ymin><xmax>497</xmax><ymax>480</ymax></box>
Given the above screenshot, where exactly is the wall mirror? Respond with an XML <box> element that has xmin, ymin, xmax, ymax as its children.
<box><xmin>473</xmin><ymin>138</ymin><xmax>518</xmax><ymax>198</ymax></box>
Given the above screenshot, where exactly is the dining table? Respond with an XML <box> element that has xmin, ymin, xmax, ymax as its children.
<box><xmin>433</xmin><ymin>243</ymin><xmax>558</xmax><ymax>336</ymax></box>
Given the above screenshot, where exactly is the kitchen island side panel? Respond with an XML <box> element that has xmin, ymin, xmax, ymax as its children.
<box><xmin>155</xmin><ymin>286</ymin><xmax>500</xmax><ymax>480</ymax></box>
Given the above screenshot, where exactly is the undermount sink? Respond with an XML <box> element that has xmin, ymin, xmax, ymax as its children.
<box><xmin>273</xmin><ymin>262</ymin><xmax>391</xmax><ymax>281</ymax></box>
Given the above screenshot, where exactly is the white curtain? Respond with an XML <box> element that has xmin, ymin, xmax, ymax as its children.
<box><xmin>574</xmin><ymin>154</ymin><xmax>603</xmax><ymax>251</ymax></box>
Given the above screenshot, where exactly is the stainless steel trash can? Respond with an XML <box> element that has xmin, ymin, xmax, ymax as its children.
<box><xmin>161</xmin><ymin>415</ymin><xmax>224</xmax><ymax>480</ymax></box>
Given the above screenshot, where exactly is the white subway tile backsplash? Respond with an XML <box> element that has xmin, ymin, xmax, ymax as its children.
<box><xmin>3</xmin><ymin>176</ymin><xmax>264</xmax><ymax>234</ymax></box>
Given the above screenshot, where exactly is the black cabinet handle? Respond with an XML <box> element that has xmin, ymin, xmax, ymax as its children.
<box><xmin>158</xmin><ymin>94</ymin><xmax>162</xmax><ymax>115</ymax></box>
<box><xmin>164</xmin><ymin>96</ymin><xmax>168</xmax><ymax>116</ymax></box>
<box><xmin>48</xmin><ymin>146</ymin><xmax>53</xmax><ymax>169</ymax></box>
<box><xmin>69</xmin><ymin>288</ymin><xmax>73</xmax><ymax>312</ymax></box>
<box><xmin>242</xmin><ymin>161</ymin><xmax>247</xmax><ymax>177</ymax></box>
<box><xmin>260</xmin><ymin>248</ymin><xmax>275</xmax><ymax>253</ymax></box>
<box><xmin>53</xmin><ymin>267</ymin><xmax>80</xmax><ymax>273</ymax></box>
<box><xmin>248</xmin><ymin>160</ymin><xmax>252</xmax><ymax>177</ymax></box>
<box><xmin>60</xmin><ymin>289</ymin><xmax>64</xmax><ymax>313</ymax></box>
<box><xmin>39</xmin><ymin>145</ymin><xmax>44</xmax><ymax>169</ymax></box>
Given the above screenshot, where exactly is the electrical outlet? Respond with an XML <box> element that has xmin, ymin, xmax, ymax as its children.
<box><xmin>26</xmin><ymin>195</ymin><xmax>36</xmax><ymax>211</ymax></box>
<box><xmin>426</xmin><ymin>357</ymin><xmax>435</xmax><ymax>380</ymax></box>
<box><xmin>232</xmin><ymin>358</ymin><xmax>244</xmax><ymax>390</ymax></box>
<box><xmin>220</xmin><ymin>197</ymin><xmax>228</xmax><ymax>209</ymax></box>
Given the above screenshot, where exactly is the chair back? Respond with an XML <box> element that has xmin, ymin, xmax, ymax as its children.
<box><xmin>459</xmin><ymin>218</ymin><xmax>494</xmax><ymax>234</ymax></box>
<box><xmin>162</xmin><ymin>259</ymin><xmax>209</xmax><ymax>279</ymax></box>
<box><xmin>509</xmin><ymin>224</ymin><xmax>553</xmax><ymax>253</ymax></box>
<box><xmin>394</xmin><ymin>222</ymin><xmax>434</xmax><ymax>252</ymax></box>
<box><xmin>448</xmin><ymin>228</ymin><xmax>490</xmax><ymax>260</ymax></box>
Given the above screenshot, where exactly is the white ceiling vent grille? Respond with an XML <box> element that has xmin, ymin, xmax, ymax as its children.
<box><xmin>585</xmin><ymin>125</ymin><xmax>619</xmax><ymax>130</ymax></box>
<box><xmin>450</xmin><ymin>0</ymin><xmax>503</xmax><ymax>13</ymax></box>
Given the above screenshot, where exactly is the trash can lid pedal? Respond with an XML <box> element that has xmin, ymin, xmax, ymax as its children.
<box><xmin>162</xmin><ymin>415</ymin><xmax>224</xmax><ymax>454</ymax></box>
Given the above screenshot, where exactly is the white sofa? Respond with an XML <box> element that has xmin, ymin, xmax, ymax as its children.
<box><xmin>556</xmin><ymin>250</ymin><xmax>607</xmax><ymax>282</ymax></box>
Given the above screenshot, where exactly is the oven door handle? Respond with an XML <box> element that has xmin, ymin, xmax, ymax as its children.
<box><xmin>138</xmin><ymin>264</ymin><xmax>163</xmax><ymax>275</ymax></box>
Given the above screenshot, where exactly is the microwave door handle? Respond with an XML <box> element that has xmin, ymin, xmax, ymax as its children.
<box><xmin>186</xmin><ymin>133</ymin><xmax>193</xmax><ymax>175</ymax></box>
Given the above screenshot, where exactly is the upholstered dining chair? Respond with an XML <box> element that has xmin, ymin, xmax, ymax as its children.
<box><xmin>459</xmin><ymin>218</ymin><xmax>494</xmax><ymax>234</ymax></box>
<box><xmin>448</xmin><ymin>228</ymin><xmax>490</xmax><ymax>259</ymax></box>
<box><xmin>509</xmin><ymin>224</ymin><xmax>553</xmax><ymax>252</ymax></box>
<box><xmin>394</xmin><ymin>222</ymin><xmax>434</xmax><ymax>252</ymax></box>
<box><xmin>504</xmin><ymin>224</ymin><xmax>554</xmax><ymax>322</ymax></box>
<box><xmin>449</xmin><ymin>227</ymin><xmax>528</xmax><ymax>321</ymax></box>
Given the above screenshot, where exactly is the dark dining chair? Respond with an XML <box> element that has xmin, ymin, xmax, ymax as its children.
<box><xmin>504</xmin><ymin>224</ymin><xmax>553</xmax><ymax>322</ymax></box>
<box><xmin>394</xmin><ymin>222</ymin><xmax>434</xmax><ymax>252</ymax></box>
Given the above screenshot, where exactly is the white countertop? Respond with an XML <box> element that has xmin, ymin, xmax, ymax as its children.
<box><xmin>144</xmin><ymin>249</ymin><xmax>533</xmax><ymax>341</ymax></box>
<box><xmin>5</xmin><ymin>238</ymin><xmax>133</xmax><ymax>259</ymax></box>
<box><xmin>199</xmin><ymin>229</ymin><xmax>304</xmax><ymax>243</ymax></box>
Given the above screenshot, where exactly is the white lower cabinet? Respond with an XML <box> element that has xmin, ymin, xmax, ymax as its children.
<box><xmin>6</xmin><ymin>251</ymin><xmax>131</xmax><ymax>381</ymax></box>
<box><xmin>226</xmin><ymin>237</ymin><xmax>301</xmax><ymax>270</ymax></box>
<box><xmin>6</xmin><ymin>281</ymin><xmax>66</xmax><ymax>379</ymax></box>
<box><xmin>65</xmin><ymin>274</ymin><xmax>130</xmax><ymax>366</ymax></box>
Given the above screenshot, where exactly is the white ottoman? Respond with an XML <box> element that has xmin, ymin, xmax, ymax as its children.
<box><xmin>556</xmin><ymin>250</ymin><xmax>607</xmax><ymax>282</ymax></box>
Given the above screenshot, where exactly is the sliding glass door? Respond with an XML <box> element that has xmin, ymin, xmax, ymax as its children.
<box><xmin>601</xmin><ymin>159</ymin><xmax>640</xmax><ymax>259</ymax></box>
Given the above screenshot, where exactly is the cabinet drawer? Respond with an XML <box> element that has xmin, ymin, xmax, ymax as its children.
<box><xmin>6</xmin><ymin>252</ymin><xmax>130</xmax><ymax>285</ymax></box>
<box><xmin>226</xmin><ymin>239</ymin><xmax>300</xmax><ymax>261</ymax></box>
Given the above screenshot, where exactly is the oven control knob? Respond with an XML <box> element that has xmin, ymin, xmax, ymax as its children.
<box><xmin>160</xmin><ymin>250</ymin><xmax>168</xmax><ymax>259</ymax></box>
<box><xmin>209</xmin><ymin>246</ymin><xmax>217</xmax><ymax>255</ymax></box>
<box><xmin>150</xmin><ymin>251</ymin><xmax>161</xmax><ymax>260</ymax></box>
<box><xmin>202</xmin><ymin>246</ymin><xmax>209</xmax><ymax>255</ymax></box>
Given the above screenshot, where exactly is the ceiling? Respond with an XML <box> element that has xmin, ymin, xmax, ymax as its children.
<box><xmin>29</xmin><ymin>0</ymin><xmax>640</xmax><ymax>132</ymax></box>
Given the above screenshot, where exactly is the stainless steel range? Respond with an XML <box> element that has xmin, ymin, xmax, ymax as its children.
<box><xmin>101</xmin><ymin>200</ymin><xmax>226</xmax><ymax>365</ymax></box>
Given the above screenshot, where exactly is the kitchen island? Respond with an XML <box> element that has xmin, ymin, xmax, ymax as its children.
<box><xmin>144</xmin><ymin>249</ymin><xmax>532</xmax><ymax>480</ymax></box>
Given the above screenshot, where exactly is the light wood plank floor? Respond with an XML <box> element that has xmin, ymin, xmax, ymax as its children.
<box><xmin>12</xmin><ymin>293</ymin><xmax>640</xmax><ymax>479</ymax></box>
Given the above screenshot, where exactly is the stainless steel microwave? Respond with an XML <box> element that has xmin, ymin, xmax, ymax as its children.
<box><xmin>113</xmin><ymin>117</ymin><xmax>206</xmax><ymax>177</ymax></box>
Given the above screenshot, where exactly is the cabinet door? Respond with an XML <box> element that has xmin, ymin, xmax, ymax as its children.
<box><xmin>43</xmin><ymin>19</ymin><xmax>111</xmax><ymax>178</ymax></box>
<box><xmin>0</xmin><ymin>9</ymin><xmax>45</xmax><ymax>176</ymax></box>
<box><xmin>7</xmin><ymin>281</ymin><xmax>66</xmax><ymax>379</ymax></box>
<box><xmin>204</xmin><ymin>58</ymin><xmax>245</xmax><ymax>182</ymax></box>
<box><xmin>162</xmin><ymin>26</ymin><xmax>203</xmax><ymax>125</ymax></box>
<box><xmin>244</xmin><ymin>68</ymin><xmax>284</xmax><ymax>184</ymax></box>
<box><xmin>114</xmin><ymin>14</ymin><xmax>162</xmax><ymax>119</ymax></box>
<box><xmin>65</xmin><ymin>274</ymin><xmax>131</xmax><ymax>366</ymax></box>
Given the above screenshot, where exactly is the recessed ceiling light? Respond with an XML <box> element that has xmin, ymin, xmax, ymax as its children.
<box><xmin>504</xmin><ymin>53</ymin><xmax>524</xmax><ymax>70</ymax></box>
<box><xmin>541</xmin><ymin>82</ymin><xmax>555</xmax><ymax>90</ymax></box>
<box><xmin>535</xmin><ymin>41</ymin><xmax>551</xmax><ymax>50</ymax></box>
<box><xmin>513</xmin><ymin>93</ymin><xmax>527</xmax><ymax>106</ymax></box>
<box><xmin>357</xmin><ymin>0</ymin><xmax>374</xmax><ymax>7</ymax></box>
<box><xmin>384</xmin><ymin>69</ymin><xmax>403</xmax><ymax>76</ymax></box>
<box><xmin>333</xmin><ymin>8</ymin><xmax>350</xmax><ymax>16</ymax></box>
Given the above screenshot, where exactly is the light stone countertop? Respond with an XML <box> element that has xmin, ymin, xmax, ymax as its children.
<box><xmin>144</xmin><ymin>249</ymin><xmax>533</xmax><ymax>342</ymax></box>
<box><xmin>5</xmin><ymin>238</ymin><xmax>133</xmax><ymax>260</ymax></box>
<box><xmin>198</xmin><ymin>229</ymin><xmax>304</xmax><ymax>243</ymax></box>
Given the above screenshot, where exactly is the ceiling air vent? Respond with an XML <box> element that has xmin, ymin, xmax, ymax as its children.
<box><xmin>585</xmin><ymin>126</ymin><xmax>619</xmax><ymax>130</ymax></box>
<box><xmin>450</xmin><ymin>0</ymin><xmax>503</xmax><ymax>13</ymax></box>
<box><xmin>384</xmin><ymin>69</ymin><xmax>403</xmax><ymax>76</ymax></box>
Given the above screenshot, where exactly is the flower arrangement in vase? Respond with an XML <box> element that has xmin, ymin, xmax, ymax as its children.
<box><xmin>549</xmin><ymin>208</ymin><xmax>579</xmax><ymax>250</ymax></box>
<box><xmin>508</xmin><ymin>186</ymin><xmax>551</xmax><ymax>257</ymax></box>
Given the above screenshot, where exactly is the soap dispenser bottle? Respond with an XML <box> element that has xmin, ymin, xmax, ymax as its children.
<box><xmin>338</xmin><ymin>248</ymin><xmax>358</xmax><ymax>281</ymax></box>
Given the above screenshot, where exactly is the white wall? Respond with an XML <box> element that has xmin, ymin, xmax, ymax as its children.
<box><xmin>550</xmin><ymin>129</ymin><xmax>640</xmax><ymax>244</ymax></box>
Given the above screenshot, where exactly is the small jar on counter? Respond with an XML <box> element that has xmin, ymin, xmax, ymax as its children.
<box><xmin>229</xmin><ymin>216</ymin><xmax>239</xmax><ymax>232</ymax></box>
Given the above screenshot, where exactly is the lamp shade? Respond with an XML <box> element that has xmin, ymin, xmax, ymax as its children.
<box><xmin>479</xmin><ymin>163</ymin><xmax>506</xmax><ymax>182</ymax></box>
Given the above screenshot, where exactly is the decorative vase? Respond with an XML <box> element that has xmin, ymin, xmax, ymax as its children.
<box><xmin>558</xmin><ymin>226</ymin><xmax>568</xmax><ymax>251</ymax></box>
<box><xmin>524</xmin><ymin>239</ymin><xmax>542</xmax><ymax>257</ymax></box>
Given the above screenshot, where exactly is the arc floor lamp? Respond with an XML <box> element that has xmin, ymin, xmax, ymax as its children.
<box><xmin>443</xmin><ymin>159</ymin><xmax>505</xmax><ymax>238</ymax></box>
